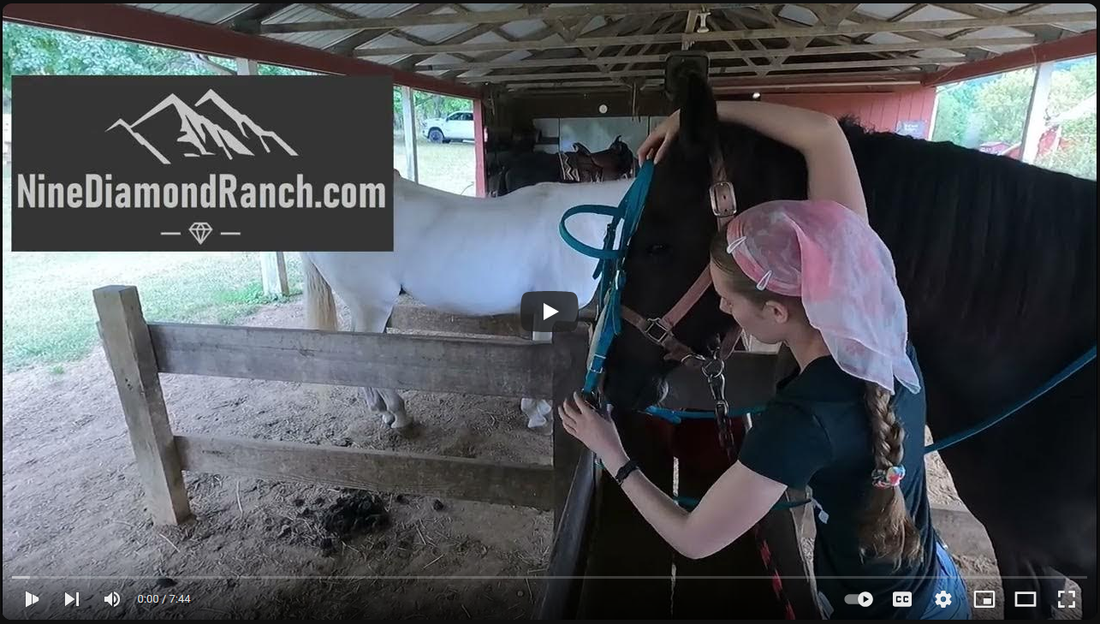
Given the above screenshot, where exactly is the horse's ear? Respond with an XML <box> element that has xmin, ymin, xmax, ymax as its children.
<box><xmin>574</xmin><ymin>142</ymin><xmax>591</xmax><ymax>155</ymax></box>
<box><xmin>675</xmin><ymin>73</ymin><xmax>719</xmax><ymax>161</ymax></box>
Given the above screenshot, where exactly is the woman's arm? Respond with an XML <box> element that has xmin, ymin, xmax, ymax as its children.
<box><xmin>559</xmin><ymin>393</ymin><xmax>787</xmax><ymax>560</ymax></box>
<box><xmin>638</xmin><ymin>101</ymin><xmax>868</xmax><ymax>221</ymax></box>
<box><xmin>605</xmin><ymin>447</ymin><xmax>788</xmax><ymax>559</ymax></box>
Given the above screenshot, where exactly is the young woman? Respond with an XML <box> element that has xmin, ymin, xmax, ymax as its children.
<box><xmin>558</xmin><ymin>101</ymin><xmax>970</xmax><ymax>620</ymax></box>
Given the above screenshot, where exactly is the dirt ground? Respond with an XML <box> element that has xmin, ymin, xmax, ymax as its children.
<box><xmin>1</xmin><ymin>296</ymin><xmax>1078</xmax><ymax>619</ymax></box>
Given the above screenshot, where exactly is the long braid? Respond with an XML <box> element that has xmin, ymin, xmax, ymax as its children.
<box><xmin>859</xmin><ymin>383</ymin><xmax>922</xmax><ymax>568</ymax></box>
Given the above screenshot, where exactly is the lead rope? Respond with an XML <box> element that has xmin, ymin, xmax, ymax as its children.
<box><xmin>701</xmin><ymin>349</ymin><xmax>797</xmax><ymax>620</ymax></box>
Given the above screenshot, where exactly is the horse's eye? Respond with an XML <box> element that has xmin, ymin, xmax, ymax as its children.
<box><xmin>647</xmin><ymin>243</ymin><xmax>671</xmax><ymax>256</ymax></box>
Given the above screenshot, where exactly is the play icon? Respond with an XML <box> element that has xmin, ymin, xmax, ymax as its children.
<box><xmin>521</xmin><ymin>292</ymin><xmax>578</xmax><ymax>333</ymax></box>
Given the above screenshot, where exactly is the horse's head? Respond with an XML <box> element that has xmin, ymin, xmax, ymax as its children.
<box><xmin>601</xmin><ymin>76</ymin><xmax>806</xmax><ymax>411</ymax></box>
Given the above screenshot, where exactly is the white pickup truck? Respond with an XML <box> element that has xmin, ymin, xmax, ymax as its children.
<box><xmin>422</xmin><ymin>111</ymin><xmax>474</xmax><ymax>143</ymax></box>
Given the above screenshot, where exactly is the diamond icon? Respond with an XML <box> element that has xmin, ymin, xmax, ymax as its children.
<box><xmin>189</xmin><ymin>222</ymin><xmax>213</xmax><ymax>244</ymax></box>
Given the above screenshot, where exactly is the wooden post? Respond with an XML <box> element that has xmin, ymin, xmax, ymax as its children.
<box><xmin>1020</xmin><ymin>60</ymin><xmax>1055</xmax><ymax>164</ymax></box>
<box><xmin>551</xmin><ymin>330</ymin><xmax>588</xmax><ymax>528</ymax></box>
<box><xmin>94</xmin><ymin>286</ymin><xmax>191</xmax><ymax>525</ymax></box>
<box><xmin>401</xmin><ymin>84</ymin><xmax>419</xmax><ymax>183</ymax></box>
<box><xmin>235</xmin><ymin>56</ymin><xmax>257</xmax><ymax>76</ymax></box>
<box><xmin>235</xmin><ymin>57</ymin><xmax>291</xmax><ymax>298</ymax></box>
<box><xmin>260</xmin><ymin>252</ymin><xmax>290</xmax><ymax>298</ymax></box>
<box><xmin>474</xmin><ymin>99</ymin><xmax>487</xmax><ymax>197</ymax></box>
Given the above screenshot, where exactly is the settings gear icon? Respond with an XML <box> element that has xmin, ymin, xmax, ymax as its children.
<box><xmin>934</xmin><ymin>590</ymin><xmax>953</xmax><ymax>608</ymax></box>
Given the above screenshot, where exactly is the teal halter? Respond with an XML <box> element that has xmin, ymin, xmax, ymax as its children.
<box><xmin>560</xmin><ymin>160</ymin><xmax>655</xmax><ymax>395</ymax></box>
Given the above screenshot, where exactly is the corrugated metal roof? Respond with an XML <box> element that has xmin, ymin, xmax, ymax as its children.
<box><xmin>129</xmin><ymin>3</ymin><xmax>256</xmax><ymax>25</ymax></box>
<box><xmin>853</xmin><ymin>4</ymin><xmax>915</xmax><ymax>20</ymax></box>
<box><xmin>49</xmin><ymin>4</ymin><xmax>1100</xmax><ymax>92</ymax></box>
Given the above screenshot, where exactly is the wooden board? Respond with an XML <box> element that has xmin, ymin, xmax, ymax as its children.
<box><xmin>575</xmin><ymin>415</ymin><xmax>675</xmax><ymax>618</ymax></box>
<box><xmin>176</xmin><ymin>434</ymin><xmax>553</xmax><ymax>510</ymax></box>
<box><xmin>148</xmin><ymin>322</ymin><xmax>554</xmax><ymax>399</ymax></box>
<box><xmin>94</xmin><ymin>286</ymin><xmax>192</xmax><ymax>525</ymax></box>
<box><xmin>536</xmin><ymin>447</ymin><xmax>597</xmax><ymax>619</ymax></box>
<box><xmin>387</xmin><ymin>304</ymin><xmax>527</xmax><ymax>337</ymax></box>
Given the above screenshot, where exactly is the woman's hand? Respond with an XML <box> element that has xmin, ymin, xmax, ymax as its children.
<box><xmin>637</xmin><ymin>110</ymin><xmax>681</xmax><ymax>165</ymax></box>
<box><xmin>557</xmin><ymin>392</ymin><xmax>628</xmax><ymax>468</ymax></box>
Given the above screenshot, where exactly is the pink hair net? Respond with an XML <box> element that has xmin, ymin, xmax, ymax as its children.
<box><xmin>726</xmin><ymin>199</ymin><xmax>920</xmax><ymax>395</ymax></box>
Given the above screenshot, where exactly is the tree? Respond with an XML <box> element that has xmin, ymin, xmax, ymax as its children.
<box><xmin>1036</xmin><ymin>57</ymin><xmax>1097</xmax><ymax>180</ymax></box>
<box><xmin>930</xmin><ymin>56</ymin><xmax>1097</xmax><ymax>180</ymax></box>
<box><xmin>3</xmin><ymin>22</ymin><xmax>318</xmax><ymax>112</ymax></box>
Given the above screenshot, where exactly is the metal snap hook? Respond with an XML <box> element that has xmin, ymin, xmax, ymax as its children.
<box><xmin>701</xmin><ymin>357</ymin><xmax>725</xmax><ymax>379</ymax></box>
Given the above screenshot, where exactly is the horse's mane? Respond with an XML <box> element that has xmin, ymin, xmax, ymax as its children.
<box><xmin>844</xmin><ymin>120</ymin><xmax>1097</xmax><ymax>342</ymax></box>
<box><xmin>716</xmin><ymin>116</ymin><xmax>1097</xmax><ymax>345</ymax></box>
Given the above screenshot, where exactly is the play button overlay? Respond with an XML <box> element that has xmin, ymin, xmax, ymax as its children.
<box><xmin>521</xmin><ymin>291</ymin><xmax>578</xmax><ymax>333</ymax></box>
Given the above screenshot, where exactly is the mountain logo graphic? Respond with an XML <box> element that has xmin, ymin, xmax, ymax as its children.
<box><xmin>107</xmin><ymin>89</ymin><xmax>298</xmax><ymax>164</ymax></box>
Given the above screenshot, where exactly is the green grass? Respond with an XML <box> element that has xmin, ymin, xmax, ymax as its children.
<box><xmin>2</xmin><ymin>163</ymin><xmax>304</xmax><ymax>371</ymax></box>
<box><xmin>2</xmin><ymin>138</ymin><xmax>470</xmax><ymax>371</ymax></box>
<box><xmin>393</xmin><ymin>137</ymin><xmax>477</xmax><ymax>196</ymax></box>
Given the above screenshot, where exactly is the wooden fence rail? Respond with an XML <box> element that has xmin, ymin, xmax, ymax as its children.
<box><xmin>94</xmin><ymin>284</ymin><xmax>587</xmax><ymax>526</ymax></box>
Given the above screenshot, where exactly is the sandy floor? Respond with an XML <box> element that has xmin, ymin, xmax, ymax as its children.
<box><xmin>1</xmin><ymin>298</ymin><xmax>1077</xmax><ymax>619</ymax></box>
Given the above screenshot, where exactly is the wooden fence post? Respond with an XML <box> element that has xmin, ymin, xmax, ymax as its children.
<box><xmin>551</xmin><ymin>330</ymin><xmax>588</xmax><ymax>528</ymax></box>
<box><xmin>261</xmin><ymin>252</ymin><xmax>290</xmax><ymax>298</ymax></box>
<box><xmin>94</xmin><ymin>285</ymin><xmax>191</xmax><ymax>525</ymax></box>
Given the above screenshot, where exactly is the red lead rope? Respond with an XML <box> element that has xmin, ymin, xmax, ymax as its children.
<box><xmin>725</xmin><ymin>414</ymin><xmax>798</xmax><ymax>620</ymax></box>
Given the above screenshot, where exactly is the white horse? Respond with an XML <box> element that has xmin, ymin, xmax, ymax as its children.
<box><xmin>301</xmin><ymin>171</ymin><xmax>630</xmax><ymax>429</ymax></box>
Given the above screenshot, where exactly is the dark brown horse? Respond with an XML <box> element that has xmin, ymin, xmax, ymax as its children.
<box><xmin>602</xmin><ymin>75</ymin><xmax>1096</xmax><ymax>619</ymax></box>
<box><xmin>489</xmin><ymin>135</ymin><xmax>637</xmax><ymax>196</ymax></box>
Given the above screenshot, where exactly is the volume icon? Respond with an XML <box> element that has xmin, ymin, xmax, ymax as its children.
<box><xmin>104</xmin><ymin>592</ymin><xmax>122</xmax><ymax>607</ymax></box>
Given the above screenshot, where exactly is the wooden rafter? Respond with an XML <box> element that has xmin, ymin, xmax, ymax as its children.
<box><xmin>937</xmin><ymin>3</ymin><xmax>1068</xmax><ymax>42</ymax></box>
<box><xmin>851</xmin><ymin>4</ymin><xmax>927</xmax><ymax>45</ymax></box>
<box><xmin>327</xmin><ymin>3</ymin><xmax>444</xmax><ymax>55</ymax></box>
<box><xmin>354</xmin><ymin>7</ymin><xmax>1093</xmax><ymax>57</ymax></box>
<box><xmin>460</xmin><ymin>56</ymin><xmax>965</xmax><ymax>84</ymax></box>
<box><xmin>259</xmin><ymin>4</ymin><xmax>734</xmax><ymax>33</ymax></box>
<box><xmin>417</xmin><ymin>36</ymin><xmax>1037</xmax><ymax>71</ymax></box>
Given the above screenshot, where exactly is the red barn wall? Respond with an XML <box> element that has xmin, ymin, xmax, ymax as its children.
<box><xmin>761</xmin><ymin>88</ymin><xmax>938</xmax><ymax>139</ymax></box>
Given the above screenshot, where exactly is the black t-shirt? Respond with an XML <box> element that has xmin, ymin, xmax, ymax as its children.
<box><xmin>739</xmin><ymin>344</ymin><xmax>938</xmax><ymax>619</ymax></box>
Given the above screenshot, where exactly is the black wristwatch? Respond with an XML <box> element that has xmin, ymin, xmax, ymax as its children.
<box><xmin>614</xmin><ymin>459</ymin><xmax>640</xmax><ymax>486</ymax></box>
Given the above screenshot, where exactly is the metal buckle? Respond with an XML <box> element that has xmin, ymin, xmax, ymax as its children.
<box><xmin>643</xmin><ymin>317</ymin><xmax>672</xmax><ymax>345</ymax></box>
<box><xmin>709</xmin><ymin>181</ymin><xmax>737</xmax><ymax>218</ymax></box>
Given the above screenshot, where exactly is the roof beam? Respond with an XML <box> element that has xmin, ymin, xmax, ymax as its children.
<box><xmin>259</xmin><ymin>4</ymin><xmax>752</xmax><ymax>33</ymax></box>
<box><xmin>852</xmin><ymin>3</ymin><xmax>927</xmax><ymax>44</ymax></box>
<box><xmin>1</xmin><ymin>2</ymin><xmax>480</xmax><ymax>99</ymax></box>
<box><xmin>505</xmin><ymin>71</ymin><xmax>926</xmax><ymax>91</ymax></box>
<box><xmin>933</xmin><ymin>3</ymin><xmax>1067</xmax><ymax>42</ymax></box>
<box><xmin>437</xmin><ymin>23</ymin><xmax>558</xmax><ymax>80</ymax></box>
<box><xmin>462</xmin><ymin>57</ymin><xmax>964</xmax><ymax>83</ymax></box>
<box><xmin>327</xmin><ymin>3</ymin><xmax>446</xmax><ymax>55</ymax></box>
<box><xmin>357</xmin><ymin>10</ymin><xmax>1093</xmax><ymax>56</ymax></box>
<box><xmin>223</xmin><ymin>4</ymin><xmax>292</xmax><ymax>28</ymax></box>
<box><xmin>393</xmin><ymin>22</ymin><xmax>499</xmax><ymax>72</ymax></box>
<box><xmin>923</xmin><ymin>29</ymin><xmax>1096</xmax><ymax>86</ymax></box>
<box><xmin>419</xmin><ymin>36</ymin><xmax>1036</xmax><ymax>71</ymax></box>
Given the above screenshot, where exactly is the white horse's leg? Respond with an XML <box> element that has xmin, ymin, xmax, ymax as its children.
<box><xmin>521</xmin><ymin>330</ymin><xmax>553</xmax><ymax>429</ymax></box>
<box><xmin>350</xmin><ymin>303</ymin><xmax>411</xmax><ymax>429</ymax></box>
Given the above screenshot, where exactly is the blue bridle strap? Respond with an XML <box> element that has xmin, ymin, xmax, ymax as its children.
<box><xmin>560</xmin><ymin>161</ymin><xmax>655</xmax><ymax>394</ymax></box>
